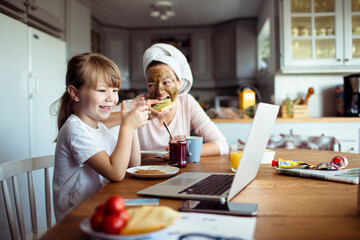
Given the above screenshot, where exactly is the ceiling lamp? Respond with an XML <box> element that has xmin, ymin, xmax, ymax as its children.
<box><xmin>150</xmin><ymin>1</ymin><xmax>175</xmax><ymax>21</ymax></box>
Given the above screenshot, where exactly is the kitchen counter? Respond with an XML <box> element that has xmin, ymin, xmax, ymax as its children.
<box><xmin>212</xmin><ymin>117</ymin><xmax>360</xmax><ymax>123</ymax></box>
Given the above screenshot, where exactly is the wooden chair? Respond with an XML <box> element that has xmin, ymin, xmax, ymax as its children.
<box><xmin>0</xmin><ymin>155</ymin><xmax>54</xmax><ymax>240</ymax></box>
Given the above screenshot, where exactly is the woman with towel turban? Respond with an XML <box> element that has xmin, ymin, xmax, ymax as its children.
<box><xmin>106</xmin><ymin>43</ymin><xmax>229</xmax><ymax>156</ymax></box>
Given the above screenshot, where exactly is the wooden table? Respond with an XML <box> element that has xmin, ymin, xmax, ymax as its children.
<box><xmin>41</xmin><ymin>149</ymin><xmax>360</xmax><ymax>239</ymax></box>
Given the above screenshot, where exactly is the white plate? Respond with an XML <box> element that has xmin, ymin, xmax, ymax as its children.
<box><xmin>141</xmin><ymin>150</ymin><xmax>168</xmax><ymax>157</ymax></box>
<box><xmin>80</xmin><ymin>218</ymin><xmax>165</xmax><ymax>240</ymax></box>
<box><xmin>126</xmin><ymin>165</ymin><xmax>179</xmax><ymax>179</ymax></box>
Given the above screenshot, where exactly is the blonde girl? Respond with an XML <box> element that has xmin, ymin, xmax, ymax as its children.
<box><xmin>53</xmin><ymin>53</ymin><xmax>149</xmax><ymax>221</ymax></box>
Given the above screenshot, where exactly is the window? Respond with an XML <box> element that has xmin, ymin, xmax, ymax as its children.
<box><xmin>257</xmin><ymin>19</ymin><xmax>271</xmax><ymax>71</ymax></box>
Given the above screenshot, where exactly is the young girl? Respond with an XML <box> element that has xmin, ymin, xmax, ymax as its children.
<box><xmin>53</xmin><ymin>53</ymin><xmax>149</xmax><ymax>221</ymax></box>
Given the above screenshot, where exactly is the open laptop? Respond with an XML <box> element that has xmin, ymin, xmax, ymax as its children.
<box><xmin>137</xmin><ymin>102</ymin><xmax>279</xmax><ymax>202</ymax></box>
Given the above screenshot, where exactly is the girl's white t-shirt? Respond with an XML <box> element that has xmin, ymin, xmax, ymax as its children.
<box><xmin>53</xmin><ymin>114</ymin><xmax>116</xmax><ymax>221</ymax></box>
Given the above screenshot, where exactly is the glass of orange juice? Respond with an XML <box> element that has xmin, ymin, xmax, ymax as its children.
<box><xmin>230</xmin><ymin>144</ymin><xmax>245</xmax><ymax>172</ymax></box>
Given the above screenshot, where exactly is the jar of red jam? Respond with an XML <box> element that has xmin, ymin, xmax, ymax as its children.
<box><xmin>168</xmin><ymin>135</ymin><xmax>187</xmax><ymax>168</ymax></box>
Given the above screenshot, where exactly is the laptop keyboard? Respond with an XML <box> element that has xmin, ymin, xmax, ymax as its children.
<box><xmin>178</xmin><ymin>174</ymin><xmax>234</xmax><ymax>196</ymax></box>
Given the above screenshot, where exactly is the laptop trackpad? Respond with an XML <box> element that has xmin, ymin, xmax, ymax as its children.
<box><xmin>162</xmin><ymin>178</ymin><xmax>198</xmax><ymax>186</ymax></box>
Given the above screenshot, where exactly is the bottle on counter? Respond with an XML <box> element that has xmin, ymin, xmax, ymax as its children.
<box><xmin>335</xmin><ymin>85</ymin><xmax>344</xmax><ymax>117</ymax></box>
<box><xmin>238</xmin><ymin>87</ymin><xmax>256</xmax><ymax>118</ymax></box>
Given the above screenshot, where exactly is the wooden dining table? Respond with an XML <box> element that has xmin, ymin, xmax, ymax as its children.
<box><xmin>40</xmin><ymin>149</ymin><xmax>360</xmax><ymax>240</ymax></box>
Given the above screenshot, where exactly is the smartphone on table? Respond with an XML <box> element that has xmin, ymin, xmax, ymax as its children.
<box><xmin>179</xmin><ymin>200</ymin><xmax>258</xmax><ymax>216</ymax></box>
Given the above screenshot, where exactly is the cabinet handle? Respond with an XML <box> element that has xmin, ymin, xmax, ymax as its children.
<box><xmin>344</xmin><ymin>58</ymin><xmax>350</xmax><ymax>62</ymax></box>
<box><xmin>30</xmin><ymin>4</ymin><xmax>37</xmax><ymax>10</ymax></box>
<box><xmin>336</xmin><ymin>58</ymin><xmax>342</xmax><ymax>62</ymax></box>
<box><xmin>34</xmin><ymin>73</ymin><xmax>39</xmax><ymax>98</ymax></box>
<box><xmin>28</xmin><ymin>72</ymin><xmax>34</xmax><ymax>98</ymax></box>
<box><xmin>28</xmin><ymin>72</ymin><xmax>39</xmax><ymax>99</ymax></box>
<box><xmin>23</xmin><ymin>1</ymin><xmax>30</xmax><ymax>7</ymax></box>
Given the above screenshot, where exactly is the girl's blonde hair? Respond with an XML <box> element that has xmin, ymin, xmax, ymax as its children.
<box><xmin>56</xmin><ymin>53</ymin><xmax>121</xmax><ymax>131</ymax></box>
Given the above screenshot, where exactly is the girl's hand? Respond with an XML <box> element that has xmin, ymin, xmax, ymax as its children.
<box><xmin>121</xmin><ymin>101</ymin><xmax>149</xmax><ymax>129</ymax></box>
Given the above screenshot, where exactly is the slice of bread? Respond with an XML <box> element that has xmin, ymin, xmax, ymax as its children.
<box><xmin>152</xmin><ymin>98</ymin><xmax>177</xmax><ymax>112</ymax></box>
<box><xmin>121</xmin><ymin>206</ymin><xmax>182</xmax><ymax>235</ymax></box>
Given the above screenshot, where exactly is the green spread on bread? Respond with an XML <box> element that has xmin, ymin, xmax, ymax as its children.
<box><xmin>152</xmin><ymin>98</ymin><xmax>172</xmax><ymax>111</ymax></box>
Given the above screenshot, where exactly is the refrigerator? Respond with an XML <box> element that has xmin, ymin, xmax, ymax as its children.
<box><xmin>0</xmin><ymin>13</ymin><xmax>66</xmax><ymax>238</ymax></box>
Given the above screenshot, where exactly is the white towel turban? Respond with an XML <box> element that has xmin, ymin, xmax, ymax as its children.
<box><xmin>143</xmin><ymin>43</ymin><xmax>193</xmax><ymax>96</ymax></box>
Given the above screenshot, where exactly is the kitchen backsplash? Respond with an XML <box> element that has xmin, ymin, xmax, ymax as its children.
<box><xmin>274</xmin><ymin>74</ymin><xmax>345</xmax><ymax>117</ymax></box>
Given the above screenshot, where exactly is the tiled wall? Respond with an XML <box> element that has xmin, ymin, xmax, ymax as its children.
<box><xmin>274</xmin><ymin>74</ymin><xmax>344</xmax><ymax>117</ymax></box>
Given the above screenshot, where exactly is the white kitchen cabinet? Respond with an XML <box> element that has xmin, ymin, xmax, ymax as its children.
<box><xmin>281</xmin><ymin>0</ymin><xmax>360</xmax><ymax>72</ymax></box>
<box><xmin>1</xmin><ymin>0</ymin><xmax>65</xmax><ymax>36</ymax></box>
<box><xmin>215</xmin><ymin>120</ymin><xmax>360</xmax><ymax>153</ymax></box>
<box><xmin>0</xmin><ymin>13</ymin><xmax>66</xmax><ymax>160</ymax></box>
<box><xmin>0</xmin><ymin>13</ymin><xmax>29</xmax><ymax>161</ymax></box>
<box><xmin>343</xmin><ymin>0</ymin><xmax>360</xmax><ymax>65</ymax></box>
<box><xmin>215</xmin><ymin>122</ymin><xmax>252</xmax><ymax>146</ymax></box>
<box><xmin>271</xmin><ymin>121</ymin><xmax>359</xmax><ymax>153</ymax></box>
<box><xmin>29</xmin><ymin>27</ymin><xmax>67</xmax><ymax>156</ymax></box>
<box><xmin>0</xmin><ymin>13</ymin><xmax>66</xmax><ymax>238</ymax></box>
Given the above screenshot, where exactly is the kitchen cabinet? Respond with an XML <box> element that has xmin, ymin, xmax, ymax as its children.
<box><xmin>129</xmin><ymin>28</ymin><xmax>214</xmax><ymax>90</ymax></box>
<box><xmin>0</xmin><ymin>13</ymin><xmax>29</xmax><ymax>161</ymax></box>
<box><xmin>28</xmin><ymin>0</ymin><xmax>65</xmax><ymax>31</ymax></box>
<box><xmin>214</xmin><ymin>118</ymin><xmax>359</xmax><ymax>153</ymax></box>
<box><xmin>0</xmin><ymin>13</ymin><xmax>66</xmax><ymax>238</ymax></box>
<box><xmin>130</xmin><ymin>33</ymin><xmax>151</xmax><ymax>89</ymax></box>
<box><xmin>65</xmin><ymin>0</ymin><xmax>91</xmax><ymax>59</ymax></box>
<box><xmin>103</xmin><ymin>27</ymin><xmax>130</xmax><ymax>89</ymax></box>
<box><xmin>214</xmin><ymin>25</ymin><xmax>235</xmax><ymax>80</ymax></box>
<box><xmin>281</xmin><ymin>0</ymin><xmax>360</xmax><ymax>72</ymax></box>
<box><xmin>0</xmin><ymin>12</ymin><xmax>66</xmax><ymax>160</ymax></box>
<box><xmin>270</xmin><ymin>121</ymin><xmax>359</xmax><ymax>153</ymax></box>
<box><xmin>191</xmin><ymin>30</ymin><xmax>214</xmax><ymax>87</ymax></box>
<box><xmin>99</xmin><ymin>19</ymin><xmax>256</xmax><ymax>90</ymax></box>
<box><xmin>213</xmin><ymin>20</ymin><xmax>257</xmax><ymax>87</ymax></box>
<box><xmin>0</xmin><ymin>0</ymin><xmax>65</xmax><ymax>37</ymax></box>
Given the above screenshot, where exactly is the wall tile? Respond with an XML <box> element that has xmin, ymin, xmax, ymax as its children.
<box><xmin>275</xmin><ymin>74</ymin><xmax>343</xmax><ymax>117</ymax></box>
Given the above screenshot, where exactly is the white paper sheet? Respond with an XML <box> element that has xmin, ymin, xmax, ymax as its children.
<box><xmin>147</xmin><ymin>212</ymin><xmax>257</xmax><ymax>240</ymax></box>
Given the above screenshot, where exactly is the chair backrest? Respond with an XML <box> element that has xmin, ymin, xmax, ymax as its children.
<box><xmin>0</xmin><ymin>155</ymin><xmax>54</xmax><ymax>240</ymax></box>
<box><xmin>267</xmin><ymin>134</ymin><xmax>341</xmax><ymax>151</ymax></box>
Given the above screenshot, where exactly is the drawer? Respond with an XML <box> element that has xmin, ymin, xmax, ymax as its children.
<box><xmin>339</xmin><ymin>141</ymin><xmax>358</xmax><ymax>153</ymax></box>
